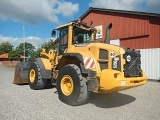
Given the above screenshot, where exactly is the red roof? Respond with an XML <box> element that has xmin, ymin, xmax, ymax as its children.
<box><xmin>0</xmin><ymin>53</ymin><xmax>27</xmax><ymax>59</ymax></box>
<box><xmin>20</xmin><ymin>55</ymin><xmax>27</xmax><ymax>59</ymax></box>
<box><xmin>0</xmin><ymin>53</ymin><xmax>8</xmax><ymax>59</ymax></box>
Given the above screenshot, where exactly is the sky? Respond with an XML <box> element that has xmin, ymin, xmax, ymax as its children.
<box><xmin>0</xmin><ymin>0</ymin><xmax>160</xmax><ymax>48</ymax></box>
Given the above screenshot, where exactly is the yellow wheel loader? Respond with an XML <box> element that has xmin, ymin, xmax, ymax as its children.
<box><xmin>13</xmin><ymin>20</ymin><xmax>147</xmax><ymax>106</ymax></box>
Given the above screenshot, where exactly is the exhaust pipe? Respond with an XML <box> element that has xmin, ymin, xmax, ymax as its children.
<box><xmin>104</xmin><ymin>23</ymin><xmax>112</xmax><ymax>44</ymax></box>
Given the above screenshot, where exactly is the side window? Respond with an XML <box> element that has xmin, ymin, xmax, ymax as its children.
<box><xmin>59</xmin><ymin>27</ymin><xmax>68</xmax><ymax>55</ymax></box>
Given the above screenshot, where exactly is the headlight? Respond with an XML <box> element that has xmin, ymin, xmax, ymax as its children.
<box><xmin>126</xmin><ymin>55</ymin><xmax>131</xmax><ymax>62</ymax></box>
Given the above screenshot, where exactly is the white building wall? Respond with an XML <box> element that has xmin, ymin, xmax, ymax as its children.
<box><xmin>140</xmin><ymin>48</ymin><xmax>160</xmax><ymax>80</ymax></box>
<box><xmin>110</xmin><ymin>39</ymin><xmax>120</xmax><ymax>46</ymax></box>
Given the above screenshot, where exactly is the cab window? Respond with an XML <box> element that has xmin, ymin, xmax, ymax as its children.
<box><xmin>72</xmin><ymin>26</ymin><xmax>92</xmax><ymax>44</ymax></box>
<box><xmin>59</xmin><ymin>27</ymin><xmax>68</xmax><ymax>55</ymax></box>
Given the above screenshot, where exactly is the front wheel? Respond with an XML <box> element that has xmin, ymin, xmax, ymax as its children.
<box><xmin>28</xmin><ymin>62</ymin><xmax>47</xmax><ymax>90</ymax></box>
<box><xmin>57</xmin><ymin>64</ymin><xmax>89</xmax><ymax>106</ymax></box>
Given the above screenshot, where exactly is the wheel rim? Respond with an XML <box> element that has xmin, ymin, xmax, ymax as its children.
<box><xmin>61</xmin><ymin>75</ymin><xmax>74</xmax><ymax>96</ymax></box>
<box><xmin>29</xmin><ymin>69</ymin><xmax>36</xmax><ymax>83</ymax></box>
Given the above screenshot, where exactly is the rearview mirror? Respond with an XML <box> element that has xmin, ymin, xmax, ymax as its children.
<box><xmin>51</xmin><ymin>30</ymin><xmax>56</xmax><ymax>37</ymax></box>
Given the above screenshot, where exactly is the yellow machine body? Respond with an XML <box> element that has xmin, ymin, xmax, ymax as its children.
<box><xmin>40</xmin><ymin>20</ymin><xmax>147</xmax><ymax>93</ymax></box>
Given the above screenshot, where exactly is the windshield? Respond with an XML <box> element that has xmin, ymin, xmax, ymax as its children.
<box><xmin>72</xmin><ymin>26</ymin><xmax>92</xmax><ymax>44</ymax></box>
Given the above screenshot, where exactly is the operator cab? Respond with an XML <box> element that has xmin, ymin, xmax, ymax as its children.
<box><xmin>51</xmin><ymin>20</ymin><xmax>96</xmax><ymax>55</ymax></box>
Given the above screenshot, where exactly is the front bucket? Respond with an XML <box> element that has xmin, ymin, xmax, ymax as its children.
<box><xmin>13</xmin><ymin>62</ymin><xmax>30</xmax><ymax>84</ymax></box>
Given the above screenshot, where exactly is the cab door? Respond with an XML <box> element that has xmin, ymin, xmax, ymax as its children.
<box><xmin>58</xmin><ymin>27</ymin><xmax>68</xmax><ymax>55</ymax></box>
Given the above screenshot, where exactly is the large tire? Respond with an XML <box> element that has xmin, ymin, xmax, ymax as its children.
<box><xmin>57</xmin><ymin>64</ymin><xmax>89</xmax><ymax>106</ymax></box>
<box><xmin>28</xmin><ymin>62</ymin><xmax>47</xmax><ymax>90</ymax></box>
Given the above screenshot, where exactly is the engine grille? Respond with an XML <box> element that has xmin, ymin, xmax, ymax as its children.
<box><xmin>123</xmin><ymin>48</ymin><xmax>142</xmax><ymax>77</ymax></box>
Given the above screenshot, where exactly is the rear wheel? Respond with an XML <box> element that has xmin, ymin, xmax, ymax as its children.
<box><xmin>57</xmin><ymin>64</ymin><xmax>89</xmax><ymax>106</ymax></box>
<box><xmin>28</xmin><ymin>62</ymin><xmax>47</xmax><ymax>90</ymax></box>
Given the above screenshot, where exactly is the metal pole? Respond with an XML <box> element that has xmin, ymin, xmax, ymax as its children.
<box><xmin>23</xmin><ymin>25</ymin><xmax>25</xmax><ymax>61</ymax></box>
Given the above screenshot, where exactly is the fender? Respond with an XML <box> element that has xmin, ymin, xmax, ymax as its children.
<box><xmin>56</xmin><ymin>53</ymin><xmax>97</xmax><ymax>76</ymax></box>
<box><xmin>36</xmin><ymin>58</ymin><xmax>52</xmax><ymax>79</ymax></box>
<box><xmin>56</xmin><ymin>53</ymin><xmax>88</xmax><ymax>74</ymax></box>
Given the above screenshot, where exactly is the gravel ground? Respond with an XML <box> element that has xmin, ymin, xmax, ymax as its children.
<box><xmin>0</xmin><ymin>66</ymin><xmax>160</xmax><ymax>120</ymax></box>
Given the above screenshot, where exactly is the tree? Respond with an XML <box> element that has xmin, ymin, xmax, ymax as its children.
<box><xmin>41</xmin><ymin>39</ymin><xmax>57</xmax><ymax>52</ymax></box>
<box><xmin>26</xmin><ymin>39</ymin><xmax>57</xmax><ymax>61</ymax></box>
<box><xmin>16</xmin><ymin>42</ymin><xmax>35</xmax><ymax>57</ymax></box>
<box><xmin>9</xmin><ymin>50</ymin><xmax>20</xmax><ymax>61</ymax></box>
<box><xmin>0</xmin><ymin>41</ymin><xmax>13</xmax><ymax>54</ymax></box>
<box><xmin>28</xmin><ymin>48</ymin><xmax>42</xmax><ymax>61</ymax></box>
